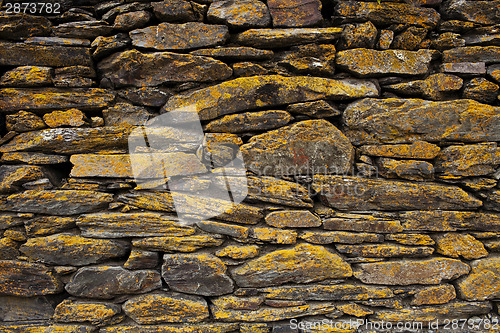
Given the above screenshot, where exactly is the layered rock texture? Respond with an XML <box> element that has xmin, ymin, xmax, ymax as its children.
<box><xmin>1</xmin><ymin>0</ymin><xmax>500</xmax><ymax>331</ymax></box>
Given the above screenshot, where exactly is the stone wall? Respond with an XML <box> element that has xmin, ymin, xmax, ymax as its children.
<box><xmin>1</xmin><ymin>0</ymin><xmax>500</xmax><ymax>332</ymax></box>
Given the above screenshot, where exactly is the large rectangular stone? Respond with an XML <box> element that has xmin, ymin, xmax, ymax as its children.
<box><xmin>0</xmin><ymin>42</ymin><xmax>91</xmax><ymax>66</ymax></box>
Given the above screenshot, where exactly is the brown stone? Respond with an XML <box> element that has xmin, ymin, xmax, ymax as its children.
<box><xmin>251</xmin><ymin>227</ymin><xmax>297</xmax><ymax>244</ymax></box>
<box><xmin>457</xmin><ymin>257</ymin><xmax>500</xmax><ymax>301</ymax></box>
<box><xmin>443</xmin><ymin>46</ymin><xmax>500</xmax><ymax>64</ymax></box>
<box><xmin>0</xmin><ymin>238</ymin><xmax>20</xmax><ymax>260</ymax></box>
<box><xmin>124</xmin><ymin>249</ymin><xmax>159</xmax><ymax>270</ymax></box>
<box><xmin>343</xmin><ymin>98</ymin><xmax>500</xmax><ymax>144</ymax></box>
<box><xmin>392</xmin><ymin>26</ymin><xmax>428</xmax><ymax>51</ymax></box>
<box><xmin>0</xmin><ymin>260</ymin><xmax>63</xmax><ymax>296</ymax></box>
<box><xmin>133</xmin><ymin>235</ymin><xmax>224</xmax><ymax>252</ymax></box>
<box><xmin>0</xmin><ymin>296</ymin><xmax>54</xmax><ymax>321</ymax></box>
<box><xmin>152</xmin><ymin>0</ymin><xmax>197</xmax><ymax>22</ymax></box>
<box><xmin>265</xmin><ymin>210</ymin><xmax>321</xmax><ymax>228</ymax></box>
<box><xmin>114</xmin><ymin>11</ymin><xmax>151</xmax><ymax>31</ymax></box>
<box><xmin>401</xmin><ymin>210</ymin><xmax>500</xmax><ymax>232</ymax></box>
<box><xmin>287</xmin><ymin>100</ymin><xmax>341</xmax><ymax>118</ymax></box>
<box><xmin>435</xmin><ymin>143</ymin><xmax>500</xmax><ymax>178</ymax></box>
<box><xmin>336</xmin><ymin>49</ymin><xmax>437</xmax><ymax>77</ymax></box>
<box><xmin>53</xmin><ymin>21</ymin><xmax>113</xmax><ymax>39</ymax></box>
<box><xmin>244</xmin><ymin>175</ymin><xmax>313</xmax><ymax>208</ymax></box>
<box><xmin>278</xmin><ymin>43</ymin><xmax>336</xmax><ymax>76</ymax></box>
<box><xmin>207</xmin><ymin>0</ymin><xmax>271</xmax><ymax>28</ymax></box>
<box><xmin>91</xmin><ymin>33</ymin><xmax>131</xmax><ymax>60</ymax></box>
<box><xmin>377</xmin><ymin>158</ymin><xmax>434</xmax><ymax>181</ymax></box>
<box><xmin>130</xmin><ymin>22</ymin><xmax>228</xmax><ymax>50</ymax></box>
<box><xmin>231</xmin><ymin>243</ymin><xmax>352</xmax><ymax>287</ymax></box>
<box><xmin>323</xmin><ymin>213</ymin><xmax>403</xmax><ymax>234</ymax></box>
<box><xmin>191</xmin><ymin>47</ymin><xmax>273</xmax><ymax>60</ymax></box>
<box><xmin>215</xmin><ymin>245</ymin><xmax>260</xmax><ymax>260</ymax></box>
<box><xmin>98</xmin><ymin>49</ymin><xmax>232</xmax><ymax>88</ymax></box>
<box><xmin>259</xmin><ymin>284</ymin><xmax>394</xmax><ymax>301</ymax></box>
<box><xmin>463</xmin><ymin>78</ymin><xmax>499</xmax><ymax>104</ymax></box>
<box><xmin>385</xmin><ymin>234</ymin><xmax>435</xmax><ymax>246</ymax></box>
<box><xmin>0</xmin><ymin>14</ymin><xmax>51</xmax><ymax>40</ymax></box>
<box><xmin>196</xmin><ymin>221</ymin><xmax>249</xmax><ymax>239</ymax></box>
<box><xmin>339</xmin><ymin>21</ymin><xmax>378</xmax><ymax>50</ymax></box>
<box><xmin>205</xmin><ymin>110</ymin><xmax>292</xmax><ymax>133</ymax></box>
<box><xmin>100</xmin><ymin>323</ymin><xmax>239</xmax><ymax>333</ymax></box>
<box><xmin>338</xmin><ymin>303</ymin><xmax>373</xmax><ymax>317</ymax></box>
<box><xmin>268</xmin><ymin>0</ymin><xmax>322</xmax><ymax>27</ymax></box>
<box><xmin>233</xmin><ymin>62</ymin><xmax>269</xmax><ymax>77</ymax></box>
<box><xmin>54</xmin><ymin>300</ymin><xmax>121</xmax><ymax>326</ymax></box>
<box><xmin>441</xmin><ymin>0</ymin><xmax>500</xmax><ymax>25</ymax></box>
<box><xmin>440</xmin><ymin>61</ymin><xmax>486</xmax><ymax>76</ymax></box>
<box><xmin>242</xmin><ymin>120</ymin><xmax>354</xmax><ymax>176</ymax></box>
<box><xmin>385</xmin><ymin>73</ymin><xmax>463</xmax><ymax>100</ymax></box>
<box><xmin>431</xmin><ymin>32</ymin><xmax>465</xmax><ymax>50</ymax></box>
<box><xmin>336</xmin><ymin>244</ymin><xmax>434</xmax><ymax>258</ymax></box>
<box><xmin>313</xmin><ymin>175</ymin><xmax>481</xmax><ymax>211</ymax></box>
<box><xmin>0</xmin><ymin>66</ymin><xmax>52</xmax><ymax>87</ymax></box>
<box><xmin>411</xmin><ymin>284</ymin><xmax>456</xmax><ymax>306</ymax></box>
<box><xmin>6</xmin><ymin>111</ymin><xmax>46</xmax><ymax>132</ymax></box>
<box><xmin>43</xmin><ymin>109</ymin><xmax>86</xmax><ymax>128</ymax></box>
<box><xmin>162</xmin><ymin>253</ymin><xmax>234</xmax><ymax>296</ymax></box>
<box><xmin>354</xmin><ymin>258</ymin><xmax>470</xmax><ymax>285</ymax></box>
<box><xmin>0</xmin><ymin>42</ymin><xmax>92</xmax><ymax>67</ymax></box>
<box><xmin>0</xmin><ymin>165</ymin><xmax>45</xmax><ymax>194</ymax></box>
<box><xmin>236</xmin><ymin>28</ymin><xmax>342</xmax><ymax>48</ymax></box>
<box><xmin>435</xmin><ymin>233</ymin><xmax>488</xmax><ymax>260</ymax></box>
<box><xmin>102</xmin><ymin>103</ymin><xmax>154</xmax><ymax>127</ymax></box>
<box><xmin>359</xmin><ymin>141</ymin><xmax>440</xmax><ymax>159</ymax></box>
<box><xmin>300</xmin><ymin>231</ymin><xmax>383</xmax><ymax>244</ymax></box>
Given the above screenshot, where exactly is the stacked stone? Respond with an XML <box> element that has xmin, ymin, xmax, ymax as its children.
<box><xmin>0</xmin><ymin>0</ymin><xmax>500</xmax><ymax>332</ymax></box>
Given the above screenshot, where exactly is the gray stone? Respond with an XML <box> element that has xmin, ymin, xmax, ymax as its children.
<box><xmin>91</xmin><ymin>33</ymin><xmax>130</xmax><ymax>60</ymax></box>
<box><xmin>0</xmin><ymin>42</ymin><xmax>92</xmax><ymax>67</ymax></box>
<box><xmin>0</xmin><ymin>260</ymin><xmax>63</xmax><ymax>296</ymax></box>
<box><xmin>440</xmin><ymin>62</ymin><xmax>486</xmax><ymax>76</ymax></box>
<box><xmin>152</xmin><ymin>0</ymin><xmax>197</xmax><ymax>22</ymax></box>
<box><xmin>441</xmin><ymin>0</ymin><xmax>500</xmax><ymax>25</ymax></box>
<box><xmin>53</xmin><ymin>21</ymin><xmax>113</xmax><ymax>39</ymax></box>
<box><xmin>268</xmin><ymin>0</ymin><xmax>322</xmax><ymax>27</ymax></box>
<box><xmin>236</xmin><ymin>28</ymin><xmax>342</xmax><ymax>48</ymax></box>
<box><xmin>0</xmin><ymin>296</ymin><xmax>54</xmax><ymax>321</ymax></box>
<box><xmin>0</xmin><ymin>14</ymin><xmax>51</xmax><ymax>40</ymax></box>
<box><xmin>207</xmin><ymin>0</ymin><xmax>271</xmax><ymax>28</ymax></box>
<box><xmin>443</xmin><ymin>46</ymin><xmax>500</xmax><ymax>64</ymax></box>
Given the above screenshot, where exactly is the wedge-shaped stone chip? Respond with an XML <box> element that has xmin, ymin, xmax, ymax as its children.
<box><xmin>231</xmin><ymin>243</ymin><xmax>352</xmax><ymax>287</ymax></box>
<box><xmin>354</xmin><ymin>258</ymin><xmax>470</xmax><ymax>285</ymax></box>
<box><xmin>0</xmin><ymin>260</ymin><xmax>63</xmax><ymax>296</ymax></box>
<box><xmin>98</xmin><ymin>49</ymin><xmax>232</xmax><ymax>88</ymax></box>
<box><xmin>123</xmin><ymin>292</ymin><xmax>209</xmax><ymax>324</ymax></box>
<box><xmin>19</xmin><ymin>234</ymin><xmax>129</xmax><ymax>266</ymax></box>
<box><xmin>163</xmin><ymin>75</ymin><xmax>378</xmax><ymax>121</ymax></box>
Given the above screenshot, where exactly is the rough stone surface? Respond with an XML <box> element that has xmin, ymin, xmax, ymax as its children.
<box><xmin>152</xmin><ymin>0</ymin><xmax>197</xmax><ymax>22</ymax></box>
<box><xmin>336</xmin><ymin>244</ymin><xmax>434</xmax><ymax>258</ymax></box>
<box><xmin>251</xmin><ymin>227</ymin><xmax>297</xmax><ymax>244</ymax></box>
<box><xmin>236</xmin><ymin>28</ymin><xmax>342</xmax><ymax>48</ymax></box>
<box><xmin>339</xmin><ymin>21</ymin><xmax>378</xmax><ymax>50</ymax></box>
<box><xmin>443</xmin><ymin>46</ymin><xmax>500</xmax><ymax>64</ymax></box>
<box><xmin>435</xmin><ymin>233</ymin><xmax>488</xmax><ymax>260</ymax></box>
<box><xmin>0</xmin><ymin>66</ymin><xmax>52</xmax><ymax>87</ymax></box>
<box><xmin>457</xmin><ymin>257</ymin><xmax>500</xmax><ymax>301</ymax></box>
<box><xmin>300</xmin><ymin>231</ymin><xmax>383</xmax><ymax>244</ymax></box>
<box><xmin>130</xmin><ymin>22</ymin><xmax>229</xmax><ymax>50</ymax></box>
<box><xmin>133</xmin><ymin>235</ymin><xmax>224</xmax><ymax>252</ymax></box>
<box><xmin>260</xmin><ymin>284</ymin><xmax>394</xmax><ymax>301</ymax></box>
<box><xmin>43</xmin><ymin>109</ymin><xmax>86</xmax><ymax>128</ymax></box>
<box><xmin>265</xmin><ymin>210</ymin><xmax>321</xmax><ymax>228</ymax></box>
<box><xmin>231</xmin><ymin>244</ymin><xmax>352</xmax><ymax>287</ymax></box>
<box><xmin>245</xmin><ymin>176</ymin><xmax>313</xmax><ymax>208</ymax></box>
<box><xmin>205</xmin><ymin>110</ymin><xmax>292</xmax><ymax>133</ymax></box>
<box><xmin>162</xmin><ymin>253</ymin><xmax>234</xmax><ymax>296</ymax></box>
<box><xmin>359</xmin><ymin>141</ymin><xmax>440</xmax><ymax>159</ymax></box>
<box><xmin>354</xmin><ymin>258</ymin><xmax>470</xmax><ymax>285</ymax></box>
<box><xmin>463</xmin><ymin>77</ymin><xmax>499</xmax><ymax>104</ymax></box>
<box><xmin>0</xmin><ymin>165</ymin><xmax>45</xmax><ymax>194</ymax></box>
<box><xmin>0</xmin><ymin>42</ymin><xmax>92</xmax><ymax>67</ymax></box>
<box><xmin>0</xmin><ymin>260</ymin><xmax>63</xmax><ymax>296</ymax></box>
<box><xmin>385</xmin><ymin>73</ymin><xmax>463</xmax><ymax>100</ymax></box>
<box><xmin>411</xmin><ymin>284</ymin><xmax>457</xmax><ymax>306</ymax></box>
<box><xmin>54</xmin><ymin>300</ymin><xmax>121</xmax><ymax>325</ymax></box>
<box><xmin>0</xmin><ymin>296</ymin><xmax>55</xmax><ymax>321</ymax></box>
<box><xmin>287</xmin><ymin>100</ymin><xmax>341</xmax><ymax>118</ymax></box>
<box><xmin>98</xmin><ymin>49</ymin><xmax>232</xmax><ymax>88</ymax></box>
<box><xmin>0</xmin><ymin>14</ymin><xmax>51</xmax><ymax>40</ymax></box>
<box><xmin>322</xmin><ymin>213</ymin><xmax>403</xmax><ymax>233</ymax></box>
<box><xmin>377</xmin><ymin>158</ymin><xmax>435</xmax><ymax>181</ymax></box>
<box><xmin>268</xmin><ymin>0</ymin><xmax>322</xmax><ymax>28</ymax></box>
<box><xmin>441</xmin><ymin>0</ymin><xmax>500</xmax><ymax>25</ymax></box>
<box><xmin>207</xmin><ymin>0</ymin><xmax>271</xmax><ymax>29</ymax></box>
<box><xmin>402</xmin><ymin>210</ymin><xmax>500</xmax><ymax>232</ymax></box>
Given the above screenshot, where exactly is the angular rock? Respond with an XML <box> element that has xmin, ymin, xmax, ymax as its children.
<box><xmin>77</xmin><ymin>212</ymin><xmax>194</xmax><ymax>238</ymax></box>
<box><xmin>0</xmin><ymin>323</ymin><xmax>96</xmax><ymax>332</ymax></box>
<box><xmin>52</xmin><ymin>66</ymin><xmax>95</xmax><ymax>88</ymax></box>
<box><xmin>245</xmin><ymin>176</ymin><xmax>313</xmax><ymax>208</ymax></box>
<box><xmin>392</xmin><ymin>26</ymin><xmax>428</xmax><ymax>51</ymax></box>
<box><xmin>313</xmin><ymin>175</ymin><xmax>481</xmax><ymax>211</ymax></box>
<box><xmin>133</xmin><ymin>235</ymin><xmax>224</xmax><ymax>252</ymax></box>
<box><xmin>235</xmin><ymin>28</ymin><xmax>342</xmax><ymax>48</ymax></box>
<box><xmin>211</xmin><ymin>303</ymin><xmax>335</xmax><ymax>322</ymax></box>
<box><xmin>114</xmin><ymin>11</ymin><xmax>151</xmax><ymax>31</ymax></box>
<box><xmin>336</xmin><ymin>49</ymin><xmax>437</xmax><ymax>77</ymax></box>
<box><xmin>119</xmin><ymin>191</ymin><xmax>263</xmax><ymax>224</ymax></box>
<box><xmin>196</xmin><ymin>220</ymin><xmax>249</xmax><ymax>239</ymax></box>
<box><xmin>377</xmin><ymin>158</ymin><xmax>434</xmax><ymax>181</ymax></box>
<box><xmin>232</xmin><ymin>62</ymin><xmax>269</xmax><ymax>77</ymax></box>
<box><xmin>124</xmin><ymin>249</ymin><xmax>159</xmax><ymax>270</ymax></box>
<box><xmin>98</xmin><ymin>49</ymin><xmax>232</xmax><ymax>88</ymax></box>
<box><xmin>0</xmin><ymin>296</ymin><xmax>54</xmax><ymax>321</ymax></box>
<box><xmin>360</xmin><ymin>141</ymin><xmax>440</xmax><ymax>160</ymax></box>
<box><xmin>463</xmin><ymin>78</ymin><xmax>499</xmax><ymax>104</ymax></box>
<box><xmin>101</xmin><ymin>2</ymin><xmax>151</xmax><ymax>22</ymax></box>
<box><xmin>102</xmin><ymin>103</ymin><xmax>154</xmax><ymax>127</ymax></box>
<box><xmin>434</xmin><ymin>143</ymin><xmax>500</xmax><ymax>178</ymax></box>
<box><xmin>0</xmin><ymin>14</ymin><xmax>51</xmax><ymax>40</ymax></box>
<box><xmin>43</xmin><ymin>109</ymin><xmax>86</xmax><ymax>128</ymax></box>
<box><xmin>343</xmin><ymin>98</ymin><xmax>500</xmax><ymax>144</ymax></box>
<box><xmin>53</xmin><ymin>21</ymin><xmax>113</xmax><ymax>39</ymax></box>
<box><xmin>6</xmin><ymin>110</ymin><xmax>46</xmax><ymax>132</ymax></box>
<box><xmin>265</xmin><ymin>210</ymin><xmax>321</xmax><ymax>228</ymax></box>
<box><xmin>385</xmin><ymin>234</ymin><xmax>435</xmax><ymax>246</ymax></box>
<box><xmin>65</xmin><ymin>266</ymin><xmax>161</xmax><ymax>299</ymax></box>
<box><xmin>411</xmin><ymin>284</ymin><xmax>456</xmax><ymax>306</ymax></box>
<box><xmin>100</xmin><ymin>323</ymin><xmax>239</xmax><ymax>333</ymax></box>
<box><xmin>463</xmin><ymin>25</ymin><xmax>500</xmax><ymax>46</ymax></box>
<box><xmin>211</xmin><ymin>295</ymin><xmax>264</xmax><ymax>311</ymax></box>
<box><xmin>24</xmin><ymin>36</ymin><xmax>91</xmax><ymax>47</ymax></box>
<box><xmin>91</xmin><ymin>33</ymin><xmax>130</xmax><ymax>60</ymax></box>
<box><xmin>163</xmin><ymin>75</ymin><xmax>378</xmax><ymax>121</ymax></box>
<box><xmin>260</xmin><ymin>284</ymin><xmax>393</xmax><ymax>301</ymax></box>
<box><xmin>231</xmin><ymin>243</ymin><xmax>352</xmax><ymax>287</ymax></box>
<box><xmin>278</xmin><ymin>43</ymin><xmax>336</xmax><ymax>76</ymax></box>
<box><xmin>117</xmin><ymin>87</ymin><xmax>171</xmax><ymax>107</ymax></box>
<box><xmin>323</xmin><ymin>213</ymin><xmax>403</xmax><ymax>233</ymax></box>
<box><xmin>489</xmin><ymin>64</ymin><xmax>500</xmax><ymax>83</ymax></box>
<box><xmin>0</xmin><ymin>165</ymin><xmax>45</xmax><ymax>194</ymax></box>
<box><xmin>130</xmin><ymin>22</ymin><xmax>228</xmax><ymax>50</ymax></box>
<box><xmin>443</xmin><ymin>46</ymin><xmax>500</xmax><ymax>64</ymax></box>
<box><xmin>431</xmin><ymin>32</ymin><xmax>465</xmax><ymax>50</ymax></box>
<box><xmin>457</xmin><ymin>257</ymin><xmax>500</xmax><ymax>301</ymax></box>
<box><xmin>0</xmin><ymin>215</ymin><xmax>23</xmax><ymax>230</ymax></box>
<box><xmin>441</xmin><ymin>0</ymin><xmax>500</xmax><ymax>25</ymax></box>
<box><xmin>20</xmin><ymin>234</ymin><xmax>128</xmax><ymax>266</ymax></box>
<box><xmin>54</xmin><ymin>300</ymin><xmax>121</xmax><ymax>325</ymax></box>
<box><xmin>0</xmin><ymin>190</ymin><xmax>113</xmax><ymax>215</ymax></box>
<box><xmin>152</xmin><ymin>0</ymin><xmax>197</xmax><ymax>22</ymax></box>
<box><xmin>0</xmin><ymin>42</ymin><xmax>92</xmax><ymax>67</ymax></box>
<box><xmin>300</xmin><ymin>231</ymin><xmax>383</xmax><ymax>244</ymax></box>
<box><xmin>0</xmin><ymin>260</ymin><xmax>62</xmax><ymax>296</ymax></box>
<box><xmin>440</xmin><ymin>62</ymin><xmax>486</xmax><ymax>76</ymax></box>
<box><xmin>251</xmin><ymin>227</ymin><xmax>297</xmax><ymax>244</ymax></box>
<box><xmin>0</xmin><ymin>88</ymin><xmax>114</xmax><ymax>113</ymax></box>
<box><xmin>123</xmin><ymin>292</ymin><xmax>209</xmax><ymax>324</ymax></box>
<box><xmin>385</xmin><ymin>73</ymin><xmax>463</xmax><ymax>100</ymax></box>
<box><xmin>242</xmin><ymin>120</ymin><xmax>354</xmax><ymax>176</ymax></box>
<box><xmin>435</xmin><ymin>233</ymin><xmax>488</xmax><ymax>260</ymax></box>
<box><xmin>162</xmin><ymin>253</ymin><xmax>234</xmax><ymax>296</ymax></box>
<box><xmin>268</xmin><ymin>0</ymin><xmax>322</xmax><ymax>27</ymax></box>
<box><xmin>371</xmin><ymin>301</ymin><xmax>491</xmax><ymax>323</ymax></box>
<box><xmin>0</xmin><ymin>127</ymin><xmax>131</xmax><ymax>154</ymax></box>
<box><xmin>402</xmin><ymin>210</ymin><xmax>500</xmax><ymax>232</ymax></box>
<box><xmin>287</xmin><ymin>100</ymin><xmax>341</xmax><ymax>118</ymax></box>
<box><xmin>338</xmin><ymin>21</ymin><xmax>377</xmax><ymax>50</ymax></box>
<box><xmin>377</xmin><ymin>29</ymin><xmax>394</xmax><ymax>50</ymax></box>
<box><xmin>215</xmin><ymin>245</ymin><xmax>260</xmax><ymax>260</ymax></box>
<box><xmin>334</xmin><ymin>1</ymin><xmax>440</xmax><ymax>28</ymax></box>
<box><xmin>336</xmin><ymin>244</ymin><xmax>434</xmax><ymax>258</ymax></box>
<box><xmin>0</xmin><ymin>66</ymin><xmax>52</xmax><ymax>87</ymax></box>
<box><xmin>207</xmin><ymin>0</ymin><xmax>270</xmax><ymax>28</ymax></box>
<box><xmin>205</xmin><ymin>110</ymin><xmax>292</xmax><ymax>133</ymax></box>
<box><xmin>25</xmin><ymin>216</ymin><xmax>76</xmax><ymax>236</ymax></box>
<box><xmin>0</xmin><ymin>237</ymin><xmax>20</xmax><ymax>260</ymax></box>
<box><xmin>354</xmin><ymin>258</ymin><xmax>470</xmax><ymax>285</ymax></box>
<box><xmin>191</xmin><ymin>47</ymin><xmax>273</xmax><ymax>60</ymax></box>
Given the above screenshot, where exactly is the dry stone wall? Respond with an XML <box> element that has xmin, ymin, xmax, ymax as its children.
<box><xmin>0</xmin><ymin>0</ymin><xmax>500</xmax><ymax>332</ymax></box>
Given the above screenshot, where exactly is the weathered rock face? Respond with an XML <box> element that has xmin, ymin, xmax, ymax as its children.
<box><xmin>401</xmin><ymin>210</ymin><xmax>500</xmax><ymax>232</ymax></box>
<box><xmin>0</xmin><ymin>296</ymin><xmax>55</xmax><ymax>321</ymax></box>
<box><xmin>231</xmin><ymin>244</ymin><xmax>352</xmax><ymax>287</ymax></box>
<box><xmin>53</xmin><ymin>300</ymin><xmax>121</xmax><ymax>326</ymax></box>
<box><xmin>162</xmin><ymin>253</ymin><xmax>234</xmax><ymax>296</ymax></box>
<box><xmin>265</xmin><ymin>210</ymin><xmax>321</xmax><ymax>228</ymax></box>
<box><xmin>343</xmin><ymin>98</ymin><xmax>500</xmax><ymax>144</ymax></box>
<box><xmin>130</xmin><ymin>22</ymin><xmax>229</xmax><ymax>50</ymax></box>
<box><xmin>163</xmin><ymin>75</ymin><xmax>378</xmax><ymax>121</ymax></box>
<box><xmin>434</xmin><ymin>233</ymin><xmax>488</xmax><ymax>260</ymax></box>
<box><xmin>359</xmin><ymin>141</ymin><xmax>441</xmax><ymax>159</ymax></box>
<box><xmin>385</xmin><ymin>73</ymin><xmax>463</xmax><ymax>100</ymax></box>
<box><xmin>98</xmin><ymin>49</ymin><xmax>232</xmax><ymax>88</ymax></box>
<box><xmin>235</xmin><ymin>28</ymin><xmax>342</xmax><ymax>48</ymax></box>
<box><xmin>457</xmin><ymin>257</ymin><xmax>500</xmax><ymax>301</ymax></box>
<box><xmin>207</xmin><ymin>0</ymin><xmax>271</xmax><ymax>29</ymax></box>
<box><xmin>443</xmin><ymin>46</ymin><xmax>500</xmax><ymax>64</ymax></box>
<box><xmin>0</xmin><ymin>42</ymin><xmax>92</xmax><ymax>67</ymax></box>
<box><xmin>0</xmin><ymin>260</ymin><xmax>63</xmax><ymax>296</ymax></box>
<box><xmin>441</xmin><ymin>0</ymin><xmax>500</xmax><ymax>25</ymax></box>
<box><xmin>205</xmin><ymin>110</ymin><xmax>292</xmax><ymax>133</ymax></box>
<box><xmin>267</xmin><ymin>0</ymin><xmax>322</xmax><ymax>27</ymax></box>
<box><xmin>241</xmin><ymin>120</ymin><xmax>354</xmax><ymax>176</ymax></box>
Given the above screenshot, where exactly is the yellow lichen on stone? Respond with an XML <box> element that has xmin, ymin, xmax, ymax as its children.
<box><xmin>215</xmin><ymin>245</ymin><xmax>259</xmax><ymax>259</ymax></box>
<box><xmin>53</xmin><ymin>300</ymin><xmax>120</xmax><ymax>324</ymax></box>
<box><xmin>252</xmin><ymin>227</ymin><xmax>297</xmax><ymax>244</ymax></box>
<box><xmin>133</xmin><ymin>235</ymin><xmax>224</xmax><ymax>252</ymax></box>
<box><xmin>411</xmin><ymin>284</ymin><xmax>456</xmax><ymax>305</ymax></box>
<box><xmin>337</xmin><ymin>303</ymin><xmax>374</xmax><ymax>317</ymax></box>
<box><xmin>435</xmin><ymin>233</ymin><xmax>488</xmax><ymax>260</ymax></box>
<box><xmin>385</xmin><ymin>234</ymin><xmax>435</xmax><ymax>246</ymax></box>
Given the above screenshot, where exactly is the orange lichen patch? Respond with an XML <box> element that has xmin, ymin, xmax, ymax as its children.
<box><xmin>0</xmin><ymin>165</ymin><xmax>45</xmax><ymax>194</ymax></box>
<box><xmin>411</xmin><ymin>284</ymin><xmax>456</xmax><ymax>306</ymax></box>
<box><xmin>53</xmin><ymin>300</ymin><xmax>120</xmax><ymax>324</ymax></box>
<box><xmin>6</xmin><ymin>110</ymin><xmax>46</xmax><ymax>132</ymax></box>
<box><xmin>260</xmin><ymin>284</ymin><xmax>394</xmax><ymax>301</ymax></box>
<box><xmin>385</xmin><ymin>234</ymin><xmax>435</xmax><ymax>246</ymax></box>
<box><xmin>211</xmin><ymin>295</ymin><xmax>264</xmax><ymax>310</ymax></box>
<box><xmin>268</xmin><ymin>0</ymin><xmax>322</xmax><ymax>27</ymax></box>
<box><xmin>300</xmin><ymin>231</ymin><xmax>383</xmax><ymax>244</ymax></box>
<box><xmin>359</xmin><ymin>141</ymin><xmax>440</xmax><ymax>159</ymax></box>
<box><xmin>231</xmin><ymin>243</ymin><xmax>352</xmax><ymax>287</ymax></box>
<box><xmin>205</xmin><ymin>110</ymin><xmax>292</xmax><ymax>133</ymax></box>
<box><xmin>99</xmin><ymin>323</ymin><xmax>239</xmax><ymax>333</ymax></box>
<box><xmin>336</xmin><ymin>244</ymin><xmax>434</xmax><ymax>258</ymax></box>
<box><xmin>338</xmin><ymin>303</ymin><xmax>373</xmax><ymax>317</ymax></box>
<box><xmin>0</xmin><ymin>42</ymin><xmax>92</xmax><ymax>67</ymax></box>
<box><xmin>443</xmin><ymin>46</ymin><xmax>500</xmax><ymax>63</ymax></box>
<box><xmin>265</xmin><ymin>210</ymin><xmax>321</xmax><ymax>228</ymax></box>
<box><xmin>435</xmin><ymin>233</ymin><xmax>488</xmax><ymax>260</ymax></box>
<box><xmin>0</xmin><ymin>66</ymin><xmax>52</xmax><ymax>86</ymax></box>
<box><xmin>401</xmin><ymin>210</ymin><xmax>500</xmax><ymax>232</ymax></box>
<box><xmin>0</xmin><ymin>324</ymin><xmax>95</xmax><ymax>333</ymax></box>
<box><xmin>215</xmin><ymin>245</ymin><xmax>259</xmax><ymax>259</ymax></box>
<box><xmin>43</xmin><ymin>108</ymin><xmax>86</xmax><ymax>128</ymax></box>
<box><xmin>0</xmin><ymin>260</ymin><xmax>63</xmax><ymax>296</ymax></box>
<box><xmin>133</xmin><ymin>235</ymin><xmax>224</xmax><ymax>252</ymax></box>
<box><xmin>251</xmin><ymin>227</ymin><xmax>297</xmax><ymax>244</ymax></box>
<box><xmin>236</xmin><ymin>27</ymin><xmax>342</xmax><ymax>48</ymax></box>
